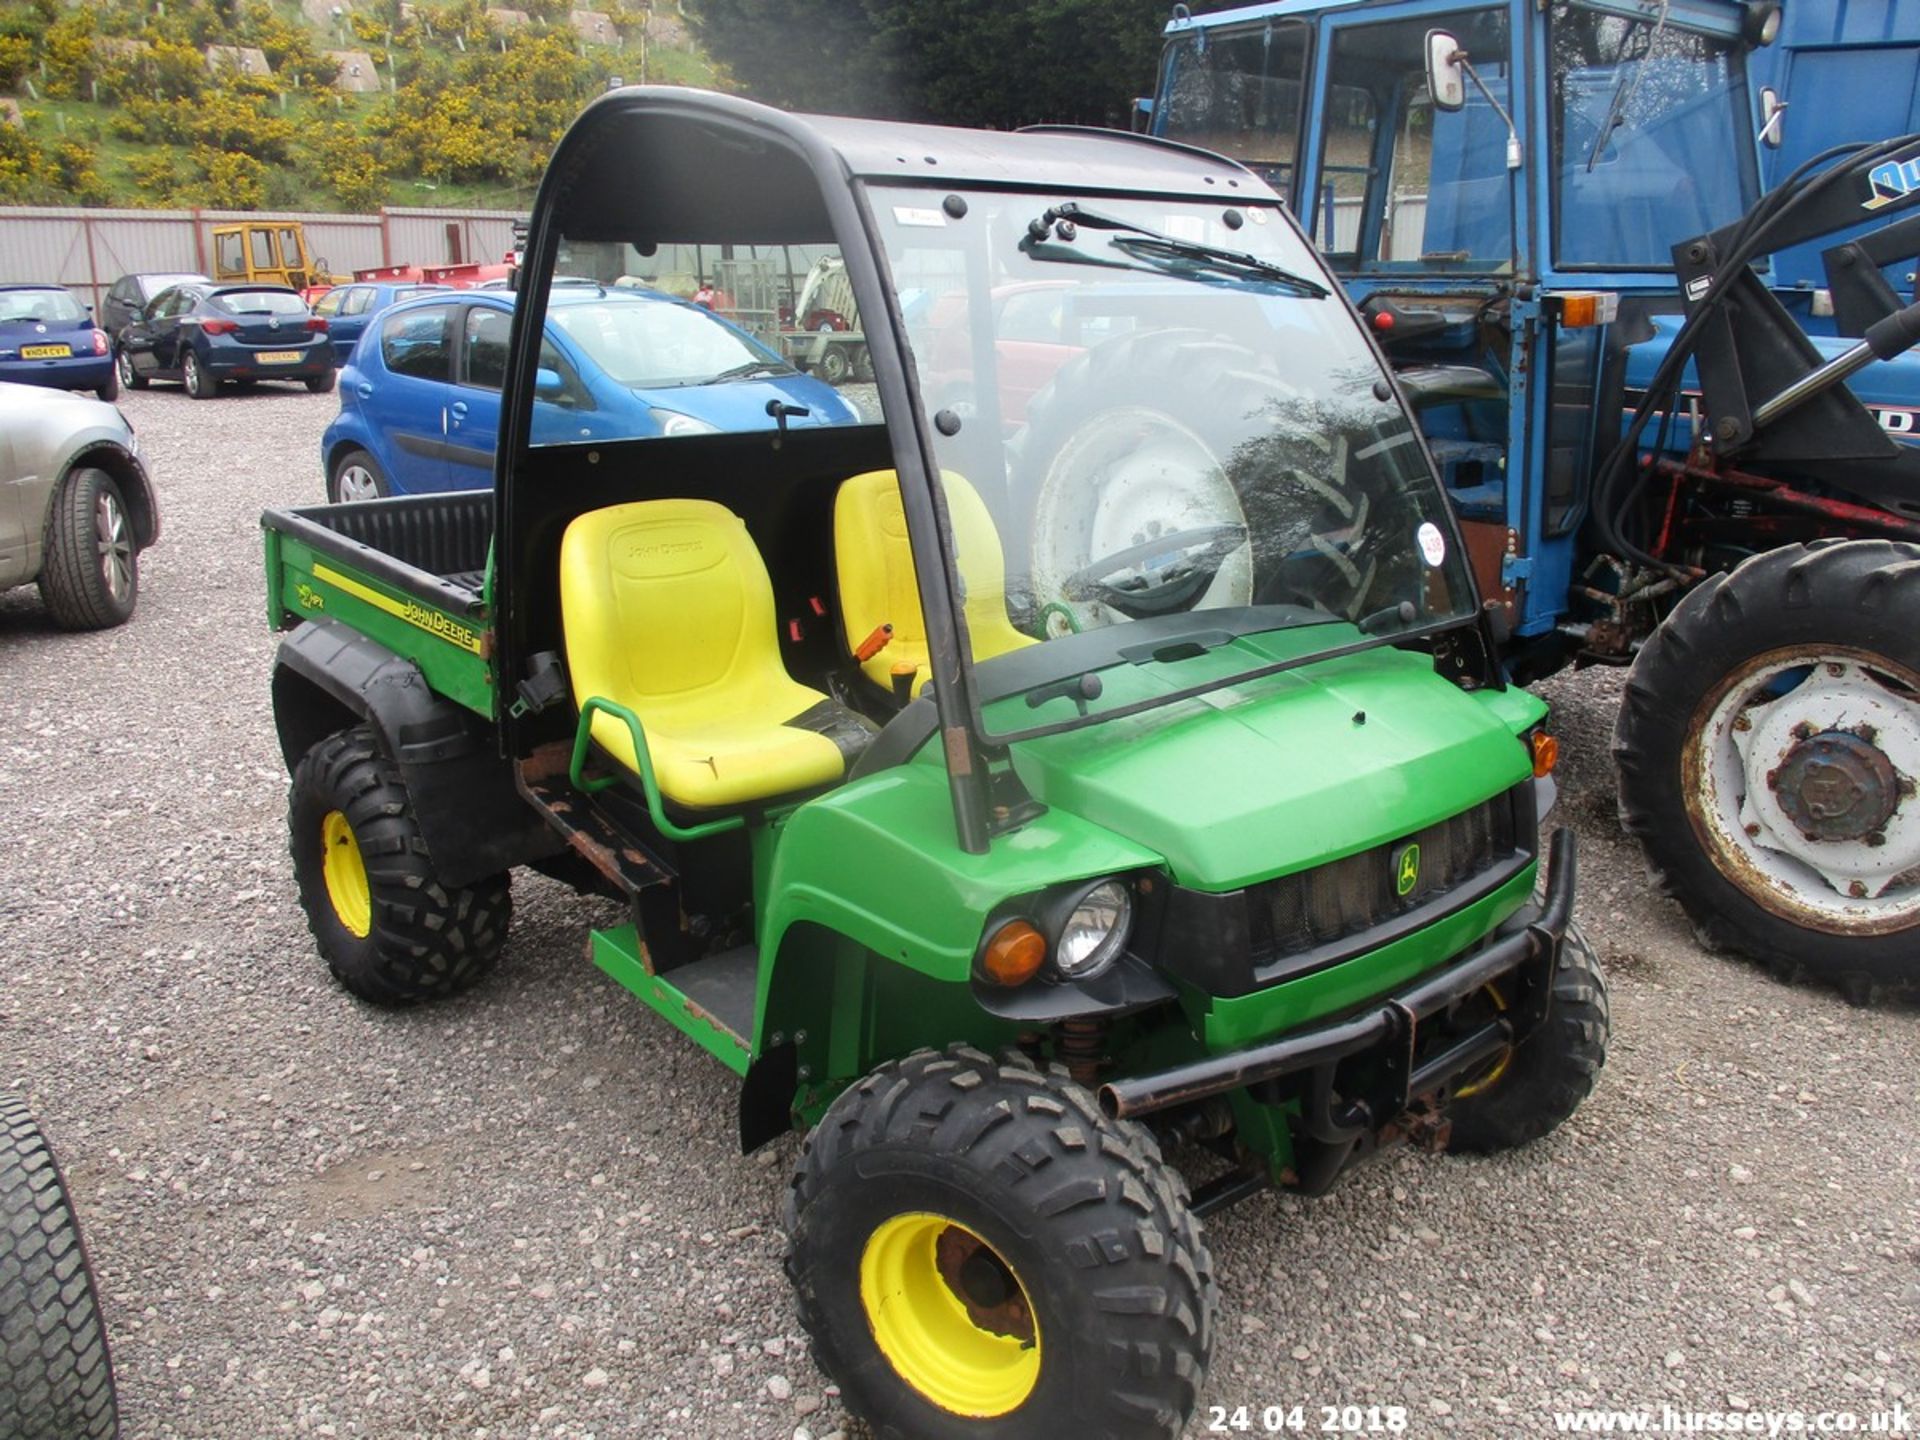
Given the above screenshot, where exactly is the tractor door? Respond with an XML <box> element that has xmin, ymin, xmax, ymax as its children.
<box><xmin>1301</xmin><ymin>3</ymin><xmax>1541</xmax><ymax>631</ymax></box>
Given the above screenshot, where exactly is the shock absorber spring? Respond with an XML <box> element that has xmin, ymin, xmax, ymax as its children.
<box><xmin>1055</xmin><ymin>1017</ymin><xmax>1109</xmax><ymax>1089</ymax></box>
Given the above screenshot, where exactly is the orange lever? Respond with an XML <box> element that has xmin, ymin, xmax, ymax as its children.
<box><xmin>854</xmin><ymin>623</ymin><xmax>894</xmax><ymax>663</ymax></box>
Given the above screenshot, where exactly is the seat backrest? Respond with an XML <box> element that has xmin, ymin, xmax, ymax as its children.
<box><xmin>833</xmin><ymin>469</ymin><xmax>1028</xmax><ymax>686</ymax></box>
<box><xmin>560</xmin><ymin>498</ymin><xmax>782</xmax><ymax>715</ymax></box>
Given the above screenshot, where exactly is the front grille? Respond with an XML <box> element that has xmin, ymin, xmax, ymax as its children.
<box><xmin>1246</xmin><ymin>783</ymin><xmax>1528</xmax><ymax>966</ymax></box>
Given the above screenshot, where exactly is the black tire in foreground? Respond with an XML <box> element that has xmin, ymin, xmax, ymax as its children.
<box><xmin>0</xmin><ymin>1093</ymin><xmax>118</xmax><ymax>1440</ymax></box>
<box><xmin>1448</xmin><ymin>923</ymin><xmax>1609</xmax><ymax>1155</ymax></box>
<box><xmin>93</xmin><ymin>366</ymin><xmax>118</xmax><ymax>403</ymax></box>
<box><xmin>289</xmin><ymin>725</ymin><xmax>511</xmax><ymax>1004</ymax></box>
<box><xmin>38</xmin><ymin>467</ymin><xmax>138</xmax><ymax>631</ymax></box>
<box><xmin>1616</xmin><ymin>540</ymin><xmax>1920</xmax><ymax>1002</ymax></box>
<box><xmin>305</xmin><ymin>369</ymin><xmax>337</xmax><ymax>395</ymax></box>
<box><xmin>787</xmin><ymin>1046</ymin><xmax>1215</xmax><ymax>1440</ymax></box>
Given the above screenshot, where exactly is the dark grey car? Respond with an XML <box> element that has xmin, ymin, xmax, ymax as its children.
<box><xmin>101</xmin><ymin>271</ymin><xmax>208</xmax><ymax>340</ymax></box>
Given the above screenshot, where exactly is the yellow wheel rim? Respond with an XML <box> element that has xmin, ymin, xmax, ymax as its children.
<box><xmin>320</xmin><ymin>810</ymin><xmax>372</xmax><ymax>939</ymax></box>
<box><xmin>859</xmin><ymin>1212</ymin><xmax>1041</xmax><ymax>1417</ymax></box>
<box><xmin>1454</xmin><ymin>981</ymin><xmax>1513</xmax><ymax>1100</ymax></box>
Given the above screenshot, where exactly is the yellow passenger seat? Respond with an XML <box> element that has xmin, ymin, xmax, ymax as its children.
<box><xmin>560</xmin><ymin>499</ymin><xmax>870</xmax><ymax>810</ymax></box>
<box><xmin>833</xmin><ymin>469</ymin><xmax>1035</xmax><ymax>689</ymax></box>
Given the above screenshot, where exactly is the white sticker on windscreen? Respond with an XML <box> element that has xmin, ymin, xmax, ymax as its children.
<box><xmin>1417</xmin><ymin>521</ymin><xmax>1447</xmax><ymax>567</ymax></box>
<box><xmin>893</xmin><ymin>206</ymin><xmax>947</xmax><ymax>228</ymax></box>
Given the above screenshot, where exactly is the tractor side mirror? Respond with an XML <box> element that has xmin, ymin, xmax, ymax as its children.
<box><xmin>1426</xmin><ymin>30</ymin><xmax>1466</xmax><ymax>113</ymax></box>
<box><xmin>1131</xmin><ymin>96</ymin><xmax>1153</xmax><ymax>135</ymax></box>
<box><xmin>1757</xmin><ymin>86</ymin><xmax>1787</xmax><ymax>149</ymax></box>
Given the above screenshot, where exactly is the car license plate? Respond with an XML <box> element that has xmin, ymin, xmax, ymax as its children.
<box><xmin>256</xmin><ymin>350</ymin><xmax>303</xmax><ymax>364</ymax></box>
<box><xmin>20</xmin><ymin>344</ymin><xmax>71</xmax><ymax>359</ymax></box>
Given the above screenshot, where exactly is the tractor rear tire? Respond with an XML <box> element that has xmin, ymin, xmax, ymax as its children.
<box><xmin>1447</xmin><ymin>924</ymin><xmax>1609</xmax><ymax>1154</ymax></box>
<box><xmin>786</xmin><ymin>1046</ymin><xmax>1214</xmax><ymax>1440</ymax></box>
<box><xmin>1615</xmin><ymin>540</ymin><xmax>1920</xmax><ymax>1002</ymax></box>
<box><xmin>289</xmin><ymin>725</ymin><xmax>511</xmax><ymax>1004</ymax></box>
<box><xmin>1011</xmin><ymin>328</ymin><xmax>1392</xmax><ymax>631</ymax></box>
<box><xmin>0</xmin><ymin>1094</ymin><xmax>119</xmax><ymax>1440</ymax></box>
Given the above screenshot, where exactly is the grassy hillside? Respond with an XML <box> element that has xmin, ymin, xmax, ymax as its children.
<box><xmin>0</xmin><ymin>0</ymin><xmax>720</xmax><ymax>210</ymax></box>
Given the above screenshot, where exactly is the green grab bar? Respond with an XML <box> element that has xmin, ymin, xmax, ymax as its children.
<box><xmin>569</xmin><ymin>696</ymin><xmax>746</xmax><ymax>842</ymax></box>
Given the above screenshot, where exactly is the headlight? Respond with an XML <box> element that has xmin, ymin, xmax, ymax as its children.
<box><xmin>650</xmin><ymin>408</ymin><xmax>718</xmax><ymax>437</ymax></box>
<box><xmin>1055</xmin><ymin>880</ymin><xmax>1132</xmax><ymax>979</ymax></box>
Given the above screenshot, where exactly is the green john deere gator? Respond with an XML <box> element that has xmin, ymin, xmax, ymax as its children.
<box><xmin>261</xmin><ymin>88</ymin><xmax>1608</xmax><ymax>1440</ymax></box>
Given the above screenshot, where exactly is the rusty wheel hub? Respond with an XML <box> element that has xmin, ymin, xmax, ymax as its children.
<box><xmin>1770</xmin><ymin>729</ymin><xmax>1900</xmax><ymax>843</ymax></box>
<box><xmin>935</xmin><ymin>1224</ymin><xmax>1036</xmax><ymax>1345</ymax></box>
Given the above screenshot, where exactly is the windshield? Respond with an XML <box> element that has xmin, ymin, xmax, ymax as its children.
<box><xmin>875</xmin><ymin>186</ymin><xmax>1478</xmax><ymax>740</ymax></box>
<box><xmin>549</xmin><ymin>296</ymin><xmax>790</xmax><ymax>388</ymax></box>
<box><xmin>0</xmin><ymin>289</ymin><xmax>84</xmax><ymax>323</ymax></box>
<box><xmin>213</xmin><ymin>289</ymin><xmax>307</xmax><ymax>316</ymax></box>
<box><xmin>1550</xmin><ymin>1</ymin><xmax>1758</xmax><ymax>268</ymax></box>
<box><xmin>1157</xmin><ymin>20</ymin><xmax>1310</xmax><ymax>199</ymax></box>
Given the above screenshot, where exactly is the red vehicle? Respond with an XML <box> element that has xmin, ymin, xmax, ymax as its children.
<box><xmin>926</xmin><ymin>281</ymin><xmax>1084</xmax><ymax>428</ymax></box>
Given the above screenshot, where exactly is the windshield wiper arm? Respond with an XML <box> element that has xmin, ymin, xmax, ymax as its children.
<box><xmin>1585</xmin><ymin>0</ymin><xmax>1670</xmax><ymax>172</ymax></box>
<box><xmin>1026</xmin><ymin>202</ymin><xmax>1330</xmax><ymax>299</ymax></box>
<box><xmin>713</xmin><ymin>359</ymin><xmax>790</xmax><ymax>381</ymax></box>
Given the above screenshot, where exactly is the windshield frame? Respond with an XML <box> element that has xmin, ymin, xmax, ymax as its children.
<box><xmin>860</xmin><ymin>176</ymin><xmax>1485</xmax><ymax>750</ymax></box>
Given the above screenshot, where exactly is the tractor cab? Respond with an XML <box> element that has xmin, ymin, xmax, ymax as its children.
<box><xmin>211</xmin><ymin>221</ymin><xmax>324</xmax><ymax>292</ymax></box>
<box><xmin>1155</xmin><ymin>0</ymin><xmax>1770</xmax><ymax>658</ymax></box>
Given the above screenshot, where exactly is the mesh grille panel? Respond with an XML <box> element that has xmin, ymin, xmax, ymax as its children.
<box><xmin>1250</xmin><ymin>785</ymin><xmax>1524</xmax><ymax>962</ymax></box>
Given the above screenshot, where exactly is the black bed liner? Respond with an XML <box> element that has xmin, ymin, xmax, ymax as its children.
<box><xmin>262</xmin><ymin>492</ymin><xmax>493</xmax><ymax>617</ymax></box>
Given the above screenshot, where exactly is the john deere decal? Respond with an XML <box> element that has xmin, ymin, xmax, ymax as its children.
<box><xmin>1393</xmin><ymin>842</ymin><xmax>1421</xmax><ymax>898</ymax></box>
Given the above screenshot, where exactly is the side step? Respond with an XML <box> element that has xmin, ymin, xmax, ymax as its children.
<box><xmin>590</xmin><ymin>927</ymin><xmax>756</xmax><ymax>1076</ymax></box>
<box><xmin>519</xmin><ymin>759</ymin><xmax>671</xmax><ymax>902</ymax></box>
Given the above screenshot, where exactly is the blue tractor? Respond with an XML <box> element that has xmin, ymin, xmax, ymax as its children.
<box><xmin>1126</xmin><ymin>0</ymin><xmax>1920</xmax><ymax>1001</ymax></box>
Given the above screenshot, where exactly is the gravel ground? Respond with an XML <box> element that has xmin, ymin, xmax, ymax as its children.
<box><xmin>2</xmin><ymin>383</ymin><xmax>1917</xmax><ymax>1440</ymax></box>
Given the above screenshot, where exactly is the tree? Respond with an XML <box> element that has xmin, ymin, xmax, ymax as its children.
<box><xmin>682</xmin><ymin>0</ymin><xmax>1168</xmax><ymax>129</ymax></box>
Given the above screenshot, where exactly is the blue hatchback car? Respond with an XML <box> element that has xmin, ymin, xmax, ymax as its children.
<box><xmin>309</xmin><ymin>281</ymin><xmax>447</xmax><ymax>366</ymax></box>
<box><xmin>321</xmin><ymin>286</ymin><xmax>862</xmax><ymax>500</ymax></box>
<box><xmin>0</xmin><ymin>285</ymin><xmax>117</xmax><ymax>400</ymax></box>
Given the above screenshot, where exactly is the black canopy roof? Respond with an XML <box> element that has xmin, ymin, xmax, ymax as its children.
<box><xmin>544</xmin><ymin>86</ymin><xmax>1266</xmax><ymax>246</ymax></box>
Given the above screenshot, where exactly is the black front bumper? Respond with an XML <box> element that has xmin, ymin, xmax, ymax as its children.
<box><xmin>1099</xmin><ymin>826</ymin><xmax>1576</xmax><ymax>1134</ymax></box>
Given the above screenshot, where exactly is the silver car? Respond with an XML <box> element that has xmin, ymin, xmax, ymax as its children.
<box><xmin>0</xmin><ymin>381</ymin><xmax>159</xmax><ymax>628</ymax></box>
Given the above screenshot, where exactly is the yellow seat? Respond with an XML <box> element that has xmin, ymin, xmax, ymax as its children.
<box><xmin>560</xmin><ymin>499</ymin><xmax>864</xmax><ymax>810</ymax></box>
<box><xmin>833</xmin><ymin>469</ymin><xmax>1035</xmax><ymax>688</ymax></box>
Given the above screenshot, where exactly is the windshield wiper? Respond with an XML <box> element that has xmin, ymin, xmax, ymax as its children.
<box><xmin>1585</xmin><ymin>0</ymin><xmax>1671</xmax><ymax>172</ymax></box>
<box><xmin>1025</xmin><ymin>202</ymin><xmax>1330</xmax><ymax>299</ymax></box>
<box><xmin>712</xmin><ymin>359</ymin><xmax>792</xmax><ymax>381</ymax></box>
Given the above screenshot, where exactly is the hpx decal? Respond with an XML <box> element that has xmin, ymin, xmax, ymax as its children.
<box><xmin>1864</xmin><ymin>156</ymin><xmax>1920</xmax><ymax>212</ymax></box>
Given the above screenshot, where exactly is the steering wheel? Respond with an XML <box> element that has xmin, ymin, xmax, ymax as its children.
<box><xmin>1061</xmin><ymin>523</ymin><xmax>1249</xmax><ymax>620</ymax></box>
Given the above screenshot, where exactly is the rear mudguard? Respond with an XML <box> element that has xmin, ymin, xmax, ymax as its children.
<box><xmin>271</xmin><ymin>618</ymin><xmax>562</xmax><ymax>886</ymax></box>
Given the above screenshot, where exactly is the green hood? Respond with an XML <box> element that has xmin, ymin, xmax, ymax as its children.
<box><xmin>1003</xmin><ymin>634</ymin><xmax>1543</xmax><ymax>891</ymax></box>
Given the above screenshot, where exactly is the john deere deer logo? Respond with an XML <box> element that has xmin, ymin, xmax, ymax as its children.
<box><xmin>1393</xmin><ymin>842</ymin><xmax>1421</xmax><ymax>898</ymax></box>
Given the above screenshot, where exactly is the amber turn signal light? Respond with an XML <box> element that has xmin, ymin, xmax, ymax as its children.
<box><xmin>981</xmin><ymin>919</ymin><xmax>1047</xmax><ymax>986</ymax></box>
<box><xmin>1531</xmin><ymin>731</ymin><xmax>1560</xmax><ymax>777</ymax></box>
